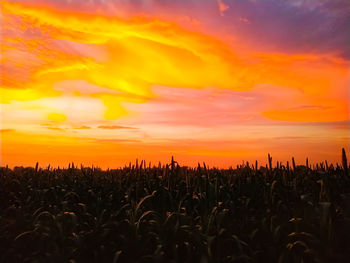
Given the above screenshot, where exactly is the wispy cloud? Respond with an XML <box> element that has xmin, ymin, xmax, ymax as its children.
<box><xmin>290</xmin><ymin>105</ymin><xmax>333</xmax><ymax>111</ymax></box>
<box><xmin>97</xmin><ymin>125</ymin><xmax>137</xmax><ymax>130</ymax></box>
<box><xmin>1</xmin><ymin>0</ymin><xmax>349</xmax><ymax>167</ymax></box>
<box><xmin>73</xmin><ymin>125</ymin><xmax>91</xmax><ymax>129</ymax></box>
<box><xmin>217</xmin><ymin>0</ymin><xmax>229</xmax><ymax>16</ymax></box>
<box><xmin>47</xmin><ymin>127</ymin><xmax>65</xmax><ymax>131</ymax></box>
<box><xmin>0</xmin><ymin>129</ymin><xmax>15</xmax><ymax>133</ymax></box>
<box><xmin>96</xmin><ymin>139</ymin><xmax>141</xmax><ymax>143</ymax></box>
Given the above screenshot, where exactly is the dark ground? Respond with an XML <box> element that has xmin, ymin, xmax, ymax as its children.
<box><xmin>1</xmin><ymin>152</ymin><xmax>350</xmax><ymax>263</ymax></box>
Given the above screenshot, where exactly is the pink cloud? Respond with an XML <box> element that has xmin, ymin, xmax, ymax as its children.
<box><xmin>217</xmin><ymin>0</ymin><xmax>229</xmax><ymax>16</ymax></box>
<box><xmin>124</xmin><ymin>86</ymin><xmax>264</xmax><ymax>127</ymax></box>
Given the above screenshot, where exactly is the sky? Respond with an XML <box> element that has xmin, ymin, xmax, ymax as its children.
<box><xmin>0</xmin><ymin>0</ymin><xmax>349</xmax><ymax>168</ymax></box>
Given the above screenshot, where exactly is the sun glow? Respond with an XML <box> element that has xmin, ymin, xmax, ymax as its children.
<box><xmin>1</xmin><ymin>0</ymin><xmax>349</xmax><ymax>167</ymax></box>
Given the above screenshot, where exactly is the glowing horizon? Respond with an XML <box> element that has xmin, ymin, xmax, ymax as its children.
<box><xmin>1</xmin><ymin>0</ymin><xmax>349</xmax><ymax>168</ymax></box>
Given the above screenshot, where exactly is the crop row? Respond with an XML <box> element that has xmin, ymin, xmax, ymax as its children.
<box><xmin>0</xmin><ymin>150</ymin><xmax>349</xmax><ymax>262</ymax></box>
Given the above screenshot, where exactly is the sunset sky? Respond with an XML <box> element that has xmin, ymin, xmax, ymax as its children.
<box><xmin>1</xmin><ymin>0</ymin><xmax>349</xmax><ymax>168</ymax></box>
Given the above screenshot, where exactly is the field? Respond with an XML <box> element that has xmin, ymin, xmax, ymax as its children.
<box><xmin>1</xmin><ymin>151</ymin><xmax>350</xmax><ymax>263</ymax></box>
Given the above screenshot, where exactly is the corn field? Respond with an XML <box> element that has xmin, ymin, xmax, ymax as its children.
<box><xmin>1</xmin><ymin>150</ymin><xmax>350</xmax><ymax>263</ymax></box>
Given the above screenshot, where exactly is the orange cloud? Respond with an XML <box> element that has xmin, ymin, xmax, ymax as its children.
<box><xmin>73</xmin><ymin>125</ymin><xmax>91</xmax><ymax>129</ymax></box>
<box><xmin>1</xmin><ymin>1</ymin><xmax>348</xmax><ymax>123</ymax></box>
<box><xmin>0</xmin><ymin>129</ymin><xmax>15</xmax><ymax>133</ymax></box>
<box><xmin>264</xmin><ymin>102</ymin><xmax>349</xmax><ymax>122</ymax></box>
<box><xmin>0</xmin><ymin>0</ymin><xmax>349</xmax><ymax>168</ymax></box>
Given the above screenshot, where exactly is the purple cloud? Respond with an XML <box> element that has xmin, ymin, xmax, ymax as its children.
<box><xmin>220</xmin><ymin>0</ymin><xmax>350</xmax><ymax>58</ymax></box>
<box><xmin>7</xmin><ymin>0</ymin><xmax>350</xmax><ymax>58</ymax></box>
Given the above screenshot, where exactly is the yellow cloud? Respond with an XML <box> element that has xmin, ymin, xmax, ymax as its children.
<box><xmin>47</xmin><ymin>112</ymin><xmax>67</xmax><ymax>122</ymax></box>
<box><xmin>1</xmin><ymin>0</ymin><xmax>348</xmax><ymax>125</ymax></box>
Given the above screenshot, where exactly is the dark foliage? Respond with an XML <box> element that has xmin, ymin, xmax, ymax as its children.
<box><xmin>1</xmin><ymin>150</ymin><xmax>350</xmax><ymax>263</ymax></box>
